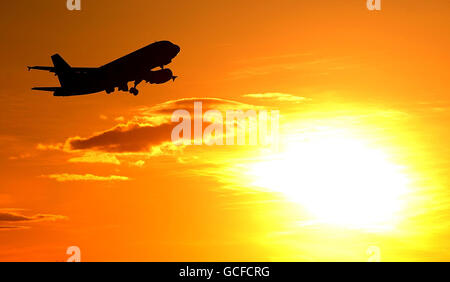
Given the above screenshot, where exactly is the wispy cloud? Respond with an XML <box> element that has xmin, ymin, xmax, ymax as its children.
<box><xmin>8</xmin><ymin>153</ymin><xmax>31</xmax><ymax>160</ymax></box>
<box><xmin>0</xmin><ymin>226</ymin><xmax>28</xmax><ymax>231</ymax></box>
<box><xmin>230</xmin><ymin>55</ymin><xmax>356</xmax><ymax>79</ymax></box>
<box><xmin>43</xmin><ymin>173</ymin><xmax>130</xmax><ymax>182</ymax></box>
<box><xmin>0</xmin><ymin>209</ymin><xmax>66</xmax><ymax>231</ymax></box>
<box><xmin>36</xmin><ymin>143</ymin><xmax>64</xmax><ymax>151</ymax></box>
<box><xmin>68</xmin><ymin>152</ymin><xmax>121</xmax><ymax>165</ymax></box>
<box><xmin>243</xmin><ymin>93</ymin><xmax>310</xmax><ymax>103</ymax></box>
<box><xmin>130</xmin><ymin>160</ymin><xmax>145</xmax><ymax>167</ymax></box>
<box><xmin>136</xmin><ymin>97</ymin><xmax>264</xmax><ymax>124</ymax></box>
<box><xmin>0</xmin><ymin>211</ymin><xmax>66</xmax><ymax>222</ymax></box>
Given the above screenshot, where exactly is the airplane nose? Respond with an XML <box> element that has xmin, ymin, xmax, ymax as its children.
<box><xmin>173</xmin><ymin>44</ymin><xmax>181</xmax><ymax>55</ymax></box>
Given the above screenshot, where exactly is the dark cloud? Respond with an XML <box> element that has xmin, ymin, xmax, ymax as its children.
<box><xmin>0</xmin><ymin>211</ymin><xmax>66</xmax><ymax>223</ymax></box>
<box><xmin>68</xmin><ymin>123</ymin><xmax>175</xmax><ymax>153</ymax></box>
<box><xmin>68</xmin><ymin>98</ymin><xmax>262</xmax><ymax>153</ymax></box>
<box><xmin>0</xmin><ymin>212</ymin><xmax>31</xmax><ymax>222</ymax></box>
<box><xmin>35</xmin><ymin>97</ymin><xmax>264</xmax><ymax>156</ymax></box>
<box><xmin>0</xmin><ymin>210</ymin><xmax>65</xmax><ymax>231</ymax></box>
<box><xmin>0</xmin><ymin>226</ymin><xmax>28</xmax><ymax>231</ymax></box>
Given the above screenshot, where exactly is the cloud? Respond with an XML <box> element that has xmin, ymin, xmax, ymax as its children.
<box><xmin>135</xmin><ymin>97</ymin><xmax>264</xmax><ymax>125</ymax></box>
<box><xmin>68</xmin><ymin>123</ymin><xmax>175</xmax><ymax>153</ymax></box>
<box><xmin>8</xmin><ymin>153</ymin><xmax>31</xmax><ymax>160</ymax></box>
<box><xmin>145</xmin><ymin>97</ymin><xmax>261</xmax><ymax>114</ymax></box>
<box><xmin>229</xmin><ymin>55</ymin><xmax>355</xmax><ymax>79</ymax></box>
<box><xmin>63</xmin><ymin>97</ymin><xmax>262</xmax><ymax>154</ymax></box>
<box><xmin>35</xmin><ymin>97</ymin><xmax>266</xmax><ymax>172</ymax></box>
<box><xmin>0</xmin><ymin>212</ymin><xmax>66</xmax><ymax>222</ymax></box>
<box><xmin>0</xmin><ymin>210</ymin><xmax>66</xmax><ymax>231</ymax></box>
<box><xmin>131</xmin><ymin>160</ymin><xmax>145</xmax><ymax>167</ymax></box>
<box><xmin>43</xmin><ymin>173</ymin><xmax>130</xmax><ymax>182</ymax></box>
<box><xmin>243</xmin><ymin>93</ymin><xmax>310</xmax><ymax>103</ymax></box>
<box><xmin>36</xmin><ymin>143</ymin><xmax>64</xmax><ymax>151</ymax></box>
<box><xmin>68</xmin><ymin>152</ymin><xmax>121</xmax><ymax>165</ymax></box>
<box><xmin>0</xmin><ymin>226</ymin><xmax>28</xmax><ymax>231</ymax></box>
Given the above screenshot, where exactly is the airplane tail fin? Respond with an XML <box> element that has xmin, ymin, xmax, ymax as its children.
<box><xmin>51</xmin><ymin>54</ymin><xmax>71</xmax><ymax>87</ymax></box>
<box><xmin>51</xmin><ymin>54</ymin><xmax>71</xmax><ymax>71</ymax></box>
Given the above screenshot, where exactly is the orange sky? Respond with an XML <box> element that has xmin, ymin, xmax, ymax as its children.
<box><xmin>0</xmin><ymin>0</ymin><xmax>449</xmax><ymax>261</ymax></box>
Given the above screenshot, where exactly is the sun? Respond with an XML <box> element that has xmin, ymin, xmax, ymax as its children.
<box><xmin>246</xmin><ymin>128</ymin><xmax>410</xmax><ymax>231</ymax></box>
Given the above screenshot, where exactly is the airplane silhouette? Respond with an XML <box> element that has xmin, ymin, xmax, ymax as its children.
<box><xmin>28</xmin><ymin>41</ymin><xmax>180</xmax><ymax>96</ymax></box>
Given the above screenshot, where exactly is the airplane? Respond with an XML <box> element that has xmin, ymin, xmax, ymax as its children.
<box><xmin>28</xmin><ymin>40</ymin><xmax>180</xmax><ymax>96</ymax></box>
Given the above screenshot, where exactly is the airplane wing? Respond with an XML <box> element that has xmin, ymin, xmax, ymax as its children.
<box><xmin>32</xmin><ymin>87</ymin><xmax>68</xmax><ymax>96</ymax></box>
<box><xmin>27</xmin><ymin>66</ymin><xmax>98</xmax><ymax>73</ymax></box>
<box><xmin>32</xmin><ymin>87</ymin><xmax>61</xmax><ymax>92</ymax></box>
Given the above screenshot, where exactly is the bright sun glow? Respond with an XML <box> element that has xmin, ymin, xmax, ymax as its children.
<box><xmin>247</xmin><ymin>128</ymin><xmax>410</xmax><ymax>231</ymax></box>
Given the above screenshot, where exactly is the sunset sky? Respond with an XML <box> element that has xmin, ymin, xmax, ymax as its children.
<box><xmin>0</xmin><ymin>0</ymin><xmax>449</xmax><ymax>261</ymax></box>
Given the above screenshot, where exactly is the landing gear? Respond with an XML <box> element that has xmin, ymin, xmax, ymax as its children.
<box><xmin>118</xmin><ymin>84</ymin><xmax>129</xmax><ymax>92</ymax></box>
<box><xmin>130</xmin><ymin>87</ymin><xmax>139</xmax><ymax>96</ymax></box>
<box><xmin>129</xmin><ymin>79</ymin><xmax>142</xmax><ymax>96</ymax></box>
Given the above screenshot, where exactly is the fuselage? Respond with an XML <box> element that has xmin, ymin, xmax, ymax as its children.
<box><xmin>53</xmin><ymin>41</ymin><xmax>180</xmax><ymax>96</ymax></box>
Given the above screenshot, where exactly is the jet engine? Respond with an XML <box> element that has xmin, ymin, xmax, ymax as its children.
<box><xmin>145</xmin><ymin>69</ymin><xmax>177</xmax><ymax>84</ymax></box>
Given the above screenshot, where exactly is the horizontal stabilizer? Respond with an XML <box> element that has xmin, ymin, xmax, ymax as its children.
<box><xmin>28</xmin><ymin>66</ymin><xmax>56</xmax><ymax>72</ymax></box>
